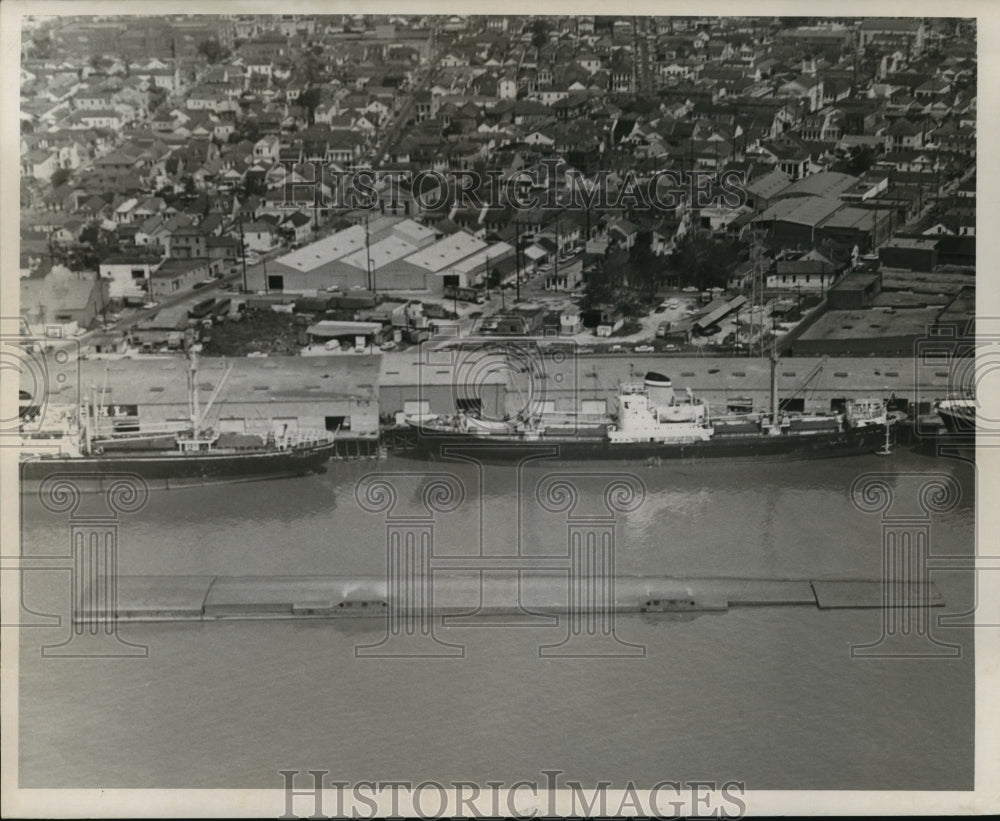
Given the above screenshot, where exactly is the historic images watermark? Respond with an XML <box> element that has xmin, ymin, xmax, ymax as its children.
<box><xmin>842</xmin><ymin>322</ymin><xmax>986</xmax><ymax>658</ymax></box>
<box><xmin>911</xmin><ymin>320</ymin><xmax>982</xmax><ymax>445</ymax></box>
<box><xmin>17</xmin><ymin>473</ymin><xmax>151</xmax><ymax>658</ymax></box>
<box><xmin>1</xmin><ymin>316</ymin><xmax>79</xmax><ymax>447</ymax></box>
<box><xmin>849</xmin><ymin>471</ymin><xmax>963</xmax><ymax>658</ymax></box>
<box><xmin>5</xmin><ymin>317</ymin><xmax>149</xmax><ymax>654</ymax></box>
<box><xmin>276</xmin><ymin>163</ymin><xmax>748</xmax><ymax>213</ymax></box>
<box><xmin>277</xmin><ymin>770</ymin><xmax>747</xmax><ymax>819</ymax></box>
<box><xmin>354</xmin><ymin>338</ymin><xmax>647</xmax><ymax>658</ymax></box>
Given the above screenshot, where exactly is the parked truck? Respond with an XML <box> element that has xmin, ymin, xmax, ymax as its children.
<box><xmin>444</xmin><ymin>285</ymin><xmax>485</xmax><ymax>304</ymax></box>
<box><xmin>188</xmin><ymin>297</ymin><xmax>216</xmax><ymax>320</ymax></box>
<box><xmin>405</xmin><ymin>328</ymin><xmax>430</xmax><ymax>344</ymax></box>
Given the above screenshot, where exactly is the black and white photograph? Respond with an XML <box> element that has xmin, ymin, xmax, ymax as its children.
<box><xmin>1</xmin><ymin>1</ymin><xmax>995</xmax><ymax>817</ymax></box>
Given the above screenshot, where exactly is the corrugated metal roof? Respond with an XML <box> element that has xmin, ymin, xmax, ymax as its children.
<box><xmin>696</xmin><ymin>295</ymin><xmax>747</xmax><ymax>329</ymax></box>
<box><xmin>307</xmin><ymin>320</ymin><xmax>383</xmax><ymax>337</ymax></box>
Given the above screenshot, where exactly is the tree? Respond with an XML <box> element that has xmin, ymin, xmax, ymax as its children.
<box><xmin>197</xmin><ymin>38</ymin><xmax>229</xmax><ymax>64</ymax></box>
<box><xmin>530</xmin><ymin>20</ymin><xmax>550</xmax><ymax>49</ymax></box>
<box><xmin>298</xmin><ymin>87</ymin><xmax>324</xmax><ymax>125</ymax></box>
<box><xmin>30</xmin><ymin>33</ymin><xmax>55</xmax><ymax>59</ymax></box>
<box><xmin>836</xmin><ymin>145</ymin><xmax>875</xmax><ymax>176</ymax></box>
<box><xmin>579</xmin><ymin>264</ymin><xmax>615</xmax><ymax>311</ymax></box>
<box><xmin>668</xmin><ymin>231</ymin><xmax>740</xmax><ymax>291</ymax></box>
<box><xmin>628</xmin><ymin>231</ymin><xmax>660</xmax><ymax>296</ymax></box>
<box><xmin>50</xmin><ymin>167</ymin><xmax>72</xmax><ymax>189</ymax></box>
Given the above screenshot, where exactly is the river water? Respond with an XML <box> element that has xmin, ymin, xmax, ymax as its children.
<box><xmin>17</xmin><ymin>449</ymin><xmax>975</xmax><ymax>791</ymax></box>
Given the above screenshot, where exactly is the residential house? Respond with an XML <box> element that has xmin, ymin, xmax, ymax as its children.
<box><xmin>21</xmin><ymin>266</ymin><xmax>110</xmax><ymax>330</ymax></box>
<box><xmin>149</xmin><ymin>258</ymin><xmax>213</xmax><ymax>297</ymax></box>
<box><xmin>760</xmin><ymin>139</ymin><xmax>811</xmax><ymax>181</ymax></box>
<box><xmin>883</xmin><ymin>117</ymin><xmax>925</xmax><ymax>151</ymax></box>
<box><xmin>99</xmin><ymin>252</ymin><xmax>163</xmax><ymax>305</ymax></box>
<box><xmin>281</xmin><ymin>210</ymin><xmax>314</xmax><ymax>244</ymax></box>
<box><xmin>242</xmin><ymin>219</ymin><xmax>278</xmax><ymax>252</ymax></box>
<box><xmin>253</xmin><ymin>135</ymin><xmax>281</xmax><ymax>162</ymax></box>
<box><xmin>20</xmin><ymin>150</ymin><xmax>58</xmax><ymax>182</ymax></box>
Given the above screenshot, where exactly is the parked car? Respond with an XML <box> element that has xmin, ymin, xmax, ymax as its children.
<box><xmin>634</xmin><ymin>344</ymin><xmax>655</xmax><ymax>353</ymax></box>
<box><xmin>663</xmin><ymin>344</ymin><xmax>680</xmax><ymax>352</ymax></box>
<box><xmin>654</xmin><ymin>304</ymin><xmax>667</xmax><ymax>314</ymax></box>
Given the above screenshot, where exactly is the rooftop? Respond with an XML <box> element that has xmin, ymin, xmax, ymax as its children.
<box><xmin>754</xmin><ymin>196</ymin><xmax>843</xmax><ymax>227</ymax></box>
<box><xmin>402</xmin><ymin>232</ymin><xmax>488</xmax><ymax>273</ymax></box>
<box><xmin>819</xmin><ymin>206</ymin><xmax>881</xmax><ymax>231</ymax></box>
<box><xmin>796</xmin><ymin>307</ymin><xmax>941</xmax><ymax>342</ymax></box>
<box><xmin>390</xmin><ymin>218</ymin><xmax>437</xmax><ymax>245</ymax></box>
<box><xmin>51</xmin><ymin>356</ymin><xmax>382</xmax><ymax>406</ymax></box>
<box><xmin>339</xmin><ymin>236</ymin><xmax>419</xmax><ymax>272</ymax></box>
<box><xmin>779</xmin><ymin>171</ymin><xmax>858</xmax><ymax>200</ymax></box>
<box><xmin>451</xmin><ymin>242</ymin><xmax>514</xmax><ymax>275</ymax></box>
<box><xmin>274</xmin><ymin>225</ymin><xmax>367</xmax><ymax>272</ymax></box>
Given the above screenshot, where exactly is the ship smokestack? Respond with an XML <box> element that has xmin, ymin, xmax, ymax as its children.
<box><xmin>644</xmin><ymin>371</ymin><xmax>674</xmax><ymax>407</ymax></box>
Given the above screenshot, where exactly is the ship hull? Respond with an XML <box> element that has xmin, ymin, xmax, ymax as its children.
<box><xmin>937</xmin><ymin>406</ymin><xmax>976</xmax><ymax>434</ymax></box>
<box><xmin>19</xmin><ymin>440</ymin><xmax>339</xmax><ymax>491</ymax></box>
<box><xmin>401</xmin><ymin>425</ymin><xmax>889</xmax><ymax>462</ymax></box>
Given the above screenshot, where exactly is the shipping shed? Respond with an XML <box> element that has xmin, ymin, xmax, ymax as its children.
<box><xmin>378</xmin><ymin>349</ymin><xmax>506</xmax><ymax>420</ymax></box>
<box><xmin>305</xmin><ymin>320</ymin><xmax>385</xmax><ymax>347</ymax></box>
<box><xmin>54</xmin><ymin>356</ymin><xmax>381</xmax><ymax>439</ymax></box>
<box><xmin>879</xmin><ymin>237</ymin><xmax>939</xmax><ymax>271</ymax></box>
<box><xmin>826</xmin><ymin>271</ymin><xmax>883</xmax><ymax>310</ymax></box>
<box><xmin>815</xmin><ymin>205</ymin><xmax>893</xmax><ymax>253</ymax></box>
<box><xmin>752</xmin><ymin>195</ymin><xmax>843</xmax><ymax>248</ymax></box>
<box><xmin>695</xmin><ymin>295</ymin><xmax>747</xmax><ymax>331</ymax></box>
<box><xmin>787</xmin><ymin>306</ymin><xmax>941</xmax><ymax>356</ymax></box>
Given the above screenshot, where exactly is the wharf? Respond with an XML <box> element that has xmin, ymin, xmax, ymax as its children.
<box><xmin>99</xmin><ymin>574</ymin><xmax>943</xmax><ymax>623</ymax></box>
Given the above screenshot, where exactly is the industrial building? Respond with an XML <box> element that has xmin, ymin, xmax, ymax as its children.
<box><xmin>243</xmin><ymin>216</ymin><xmax>513</xmax><ymax>296</ymax></box>
<box><xmin>47</xmin><ymin>356</ymin><xmax>382</xmax><ymax>445</ymax></box>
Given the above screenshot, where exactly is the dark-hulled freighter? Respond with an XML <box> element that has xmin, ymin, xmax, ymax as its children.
<box><xmin>403</xmin><ymin>364</ymin><xmax>891</xmax><ymax>462</ymax></box>
<box><xmin>19</xmin><ymin>349</ymin><xmax>340</xmax><ymax>489</ymax></box>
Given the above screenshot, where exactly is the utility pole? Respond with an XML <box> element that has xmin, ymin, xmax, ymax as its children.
<box><xmin>514</xmin><ymin>220</ymin><xmax>521</xmax><ymax>302</ymax></box>
<box><xmin>238</xmin><ymin>218</ymin><xmax>248</xmax><ymax>293</ymax></box>
<box><xmin>365</xmin><ymin>213</ymin><xmax>372</xmax><ymax>292</ymax></box>
<box><xmin>553</xmin><ymin>220</ymin><xmax>559</xmax><ymax>291</ymax></box>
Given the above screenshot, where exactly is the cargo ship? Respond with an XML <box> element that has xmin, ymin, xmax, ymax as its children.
<box><xmin>19</xmin><ymin>349</ymin><xmax>340</xmax><ymax>488</ymax></box>
<box><xmin>935</xmin><ymin>395</ymin><xmax>976</xmax><ymax>434</ymax></box>
<box><xmin>403</xmin><ymin>363</ymin><xmax>890</xmax><ymax>462</ymax></box>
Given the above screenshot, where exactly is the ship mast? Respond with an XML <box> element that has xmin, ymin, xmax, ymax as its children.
<box><xmin>197</xmin><ymin>362</ymin><xmax>233</xmax><ymax>430</ymax></box>
<box><xmin>769</xmin><ymin>329</ymin><xmax>779</xmax><ymax>434</ymax></box>
<box><xmin>188</xmin><ymin>347</ymin><xmax>200</xmax><ymax>438</ymax></box>
<box><xmin>91</xmin><ymin>385</ymin><xmax>100</xmax><ymax>443</ymax></box>
<box><xmin>770</xmin><ymin>353</ymin><xmax>779</xmax><ymax>432</ymax></box>
<box><xmin>81</xmin><ymin>392</ymin><xmax>91</xmax><ymax>455</ymax></box>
